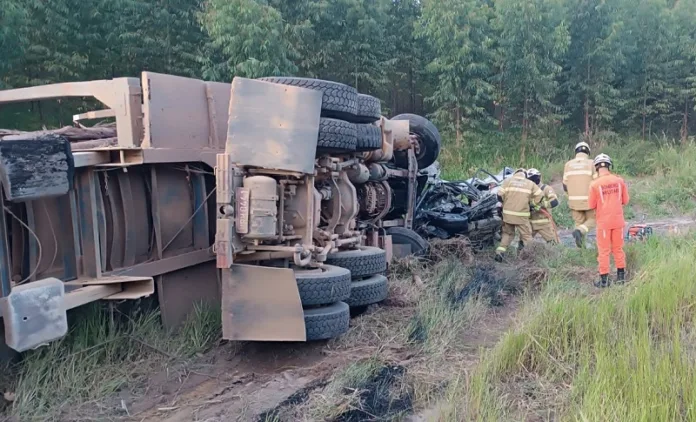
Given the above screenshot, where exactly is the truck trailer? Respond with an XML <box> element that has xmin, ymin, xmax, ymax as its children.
<box><xmin>0</xmin><ymin>73</ymin><xmax>440</xmax><ymax>358</ymax></box>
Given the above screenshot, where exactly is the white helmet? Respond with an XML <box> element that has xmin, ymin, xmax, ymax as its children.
<box><xmin>527</xmin><ymin>168</ymin><xmax>541</xmax><ymax>177</ymax></box>
<box><xmin>575</xmin><ymin>141</ymin><xmax>590</xmax><ymax>154</ymax></box>
<box><xmin>594</xmin><ymin>153</ymin><xmax>612</xmax><ymax>168</ymax></box>
<box><xmin>514</xmin><ymin>168</ymin><xmax>527</xmax><ymax>177</ymax></box>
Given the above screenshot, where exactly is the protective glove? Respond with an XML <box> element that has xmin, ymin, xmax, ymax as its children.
<box><xmin>530</xmin><ymin>203</ymin><xmax>541</xmax><ymax>212</ymax></box>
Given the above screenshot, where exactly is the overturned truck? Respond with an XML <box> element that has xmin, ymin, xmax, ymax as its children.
<box><xmin>0</xmin><ymin>73</ymin><xmax>440</xmax><ymax>356</ymax></box>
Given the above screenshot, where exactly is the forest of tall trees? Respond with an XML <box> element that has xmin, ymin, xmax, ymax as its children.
<box><xmin>1</xmin><ymin>0</ymin><xmax>695</xmax><ymax>142</ymax></box>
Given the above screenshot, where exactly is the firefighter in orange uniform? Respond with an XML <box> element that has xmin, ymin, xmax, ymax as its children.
<box><xmin>588</xmin><ymin>154</ymin><xmax>630</xmax><ymax>288</ymax></box>
<box><xmin>563</xmin><ymin>142</ymin><xmax>597</xmax><ymax>247</ymax></box>
<box><xmin>495</xmin><ymin>169</ymin><xmax>544</xmax><ymax>262</ymax></box>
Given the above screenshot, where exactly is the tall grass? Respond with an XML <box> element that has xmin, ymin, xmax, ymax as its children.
<box><xmin>5</xmin><ymin>303</ymin><xmax>220</xmax><ymax>421</ymax></box>
<box><xmin>442</xmin><ymin>233</ymin><xmax>696</xmax><ymax>421</ymax></box>
<box><xmin>628</xmin><ymin>144</ymin><xmax>696</xmax><ymax>217</ymax></box>
<box><xmin>440</xmin><ymin>130</ymin><xmax>696</xmax><ymax>220</ymax></box>
<box><xmin>406</xmin><ymin>259</ymin><xmax>488</xmax><ymax>355</ymax></box>
<box><xmin>438</xmin><ymin>130</ymin><xmax>571</xmax><ymax>181</ymax></box>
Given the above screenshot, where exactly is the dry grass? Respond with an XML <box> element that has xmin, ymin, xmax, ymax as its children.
<box><xmin>437</xmin><ymin>233</ymin><xmax>696</xmax><ymax>421</ymax></box>
<box><xmin>297</xmin><ymin>239</ymin><xmax>548</xmax><ymax>421</ymax></box>
<box><xmin>2</xmin><ymin>303</ymin><xmax>221</xmax><ymax>421</ymax></box>
<box><xmin>427</xmin><ymin>237</ymin><xmax>475</xmax><ymax>264</ymax></box>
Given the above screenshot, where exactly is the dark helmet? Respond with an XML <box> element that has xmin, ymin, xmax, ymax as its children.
<box><xmin>527</xmin><ymin>168</ymin><xmax>541</xmax><ymax>185</ymax></box>
<box><xmin>575</xmin><ymin>141</ymin><xmax>590</xmax><ymax>155</ymax></box>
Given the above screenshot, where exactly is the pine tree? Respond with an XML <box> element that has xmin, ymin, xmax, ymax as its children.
<box><xmin>417</xmin><ymin>0</ymin><xmax>495</xmax><ymax>144</ymax></box>
<box><xmin>562</xmin><ymin>0</ymin><xmax>624</xmax><ymax>137</ymax></box>
<box><xmin>669</xmin><ymin>0</ymin><xmax>696</xmax><ymax>143</ymax></box>
<box><xmin>615</xmin><ymin>0</ymin><xmax>675</xmax><ymax>138</ymax></box>
<box><xmin>383</xmin><ymin>0</ymin><xmax>433</xmax><ymax>115</ymax></box>
<box><xmin>15</xmin><ymin>0</ymin><xmax>90</xmax><ymax>86</ymax></box>
<box><xmin>199</xmin><ymin>0</ymin><xmax>298</xmax><ymax>80</ymax></box>
<box><xmin>494</xmin><ymin>0</ymin><xmax>570</xmax><ymax>149</ymax></box>
<box><xmin>0</xmin><ymin>0</ymin><xmax>30</xmax><ymax>88</ymax></box>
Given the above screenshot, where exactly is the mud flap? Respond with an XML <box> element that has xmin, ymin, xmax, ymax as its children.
<box><xmin>1</xmin><ymin>277</ymin><xmax>67</xmax><ymax>352</ymax></box>
<box><xmin>221</xmin><ymin>264</ymin><xmax>306</xmax><ymax>341</ymax></box>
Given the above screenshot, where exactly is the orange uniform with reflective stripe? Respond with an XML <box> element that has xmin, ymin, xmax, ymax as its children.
<box><xmin>588</xmin><ymin>172</ymin><xmax>630</xmax><ymax>275</ymax></box>
<box><xmin>588</xmin><ymin>173</ymin><xmax>630</xmax><ymax>230</ymax></box>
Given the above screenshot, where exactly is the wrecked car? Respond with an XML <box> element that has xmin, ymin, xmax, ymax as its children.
<box><xmin>414</xmin><ymin>165</ymin><xmax>514</xmax><ymax>247</ymax></box>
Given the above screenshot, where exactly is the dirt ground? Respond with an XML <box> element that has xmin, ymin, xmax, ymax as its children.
<box><xmin>4</xmin><ymin>208</ymin><xmax>691</xmax><ymax>422</ymax></box>
<box><xmin>111</xmin><ymin>213</ymin><xmax>696</xmax><ymax>422</ymax></box>
<box><xmin>121</xmin><ymin>297</ymin><xmax>519</xmax><ymax>422</ymax></box>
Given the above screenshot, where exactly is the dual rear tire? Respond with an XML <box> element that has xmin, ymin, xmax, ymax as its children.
<box><xmin>326</xmin><ymin>246</ymin><xmax>389</xmax><ymax>309</ymax></box>
<box><xmin>258</xmin><ymin>77</ymin><xmax>383</xmax><ymax>155</ymax></box>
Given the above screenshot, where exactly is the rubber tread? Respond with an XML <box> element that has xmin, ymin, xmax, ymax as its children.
<box><xmin>355</xmin><ymin>124</ymin><xmax>382</xmax><ymax>152</ymax></box>
<box><xmin>304</xmin><ymin>302</ymin><xmax>350</xmax><ymax>341</ymax></box>
<box><xmin>355</xmin><ymin>94</ymin><xmax>382</xmax><ymax>123</ymax></box>
<box><xmin>392</xmin><ymin>114</ymin><xmax>442</xmax><ymax>169</ymax></box>
<box><xmin>295</xmin><ymin>265</ymin><xmax>351</xmax><ymax>306</ymax></box>
<box><xmin>258</xmin><ymin>77</ymin><xmax>358</xmax><ymax>119</ymax></box>
<box><xmin>325</xmin><ymin>246</ymin><xmax>387</xmax><ymax>278</ymax></box>
<box><xmin>386</xmin><ymin>227</ymin><xmax>429</xmax><ymax>256</ymax></box>
<box><xmin>346</xmin><ymin>274</ymin><xmax>388</xmax><ymax>307</ymax></box>
<box><xmin>318</xmin><ymin>118</ymin><xmax>357</xmax><ymax>151</ymax></box>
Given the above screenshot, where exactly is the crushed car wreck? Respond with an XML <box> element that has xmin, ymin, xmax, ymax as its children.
<box><xmin>414</xmin><ymin>165</ymin><xmax>514</xmax><ymax>247</ymax></box>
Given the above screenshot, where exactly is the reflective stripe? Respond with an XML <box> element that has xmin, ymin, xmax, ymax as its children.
<box><xmin>506</xmin><ymin>187</ymin><xmax>533</xmax><ymax>194</ymax></box>
<box><xmin>496</xmin><ymin>247</ymin><xmax>506</xmax><ymax>252</ymax></box>
<box><xmin>503</xmin><ymin>209</ymin><xmax>531</xmax><ymax>217</ymax></box>
<box><xmin>578</xmin><ymin>224</ymin><xmax>589</xmax><ymax>233</ymax></box>
<box><xmin>531</xmin><ymin>218</ymin><xmax>550</xmax><ymax>224</ymax></box>
<box><xmin>568</xmin><ymin>195</ymin><xmax>589</xmax><ymax>201</ymax></box>
<box><xmin>548</xmin><ymin>194</ymin><xmax>558</xmax><ymax>200</ymax></box>
<box><xmin>565</xmin><ymin>170</ymin><xmax>593</xmax><ymax>177</ymax></box>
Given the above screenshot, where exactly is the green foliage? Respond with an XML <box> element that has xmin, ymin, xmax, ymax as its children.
<box><xmin>438</xmin><ymin>129</ymin><xmax>570</xmax><ymax>180</ymax></box>
<box><xmin>7</xmin><ymin>303</ymin><xmax>221</xmax><ymax>420</ymax></box>
<box><xmin>561</xmin><ymin>0</ymin><xmax>624</xmax><ymax>133</ymax></box>
<box><xmin>2</xmin><ymin>0</ymin><xmax>696</xmax><ymax>143</ymax></box>
<box><xmin>494</xmin><ymin>0</ymin><xmax>570</xmax><ymax>139</ymax></box>
<box><xmin>440</xmin><ymin>233</ymin><xmax>696</xmax><ymax>420</ymax></box>
<box><xmin>200</xmin><ymin>0</ymin><xmax>298</xmax><ymax>80</ymax></box>
<box><xmin>417</xmin><ymin>0</ymin><xmax>495</xmax><ymax>136</ymax></box>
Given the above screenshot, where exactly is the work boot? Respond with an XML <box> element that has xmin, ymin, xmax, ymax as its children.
<box><xmin>572</xmin><ymin>229</ymin><xmax>583</xmax><ymax>248</ymax></box>
<box><xmin>616</xmin><ymin>268</ymin><xmax>626</xmax><ymax>285</ymax></box>
<box><xmin>494</xmin><ymin>252</ymin><xmax>504</xmax><ymax>263</ymax></box>
<box><xmin>517</xmin><ymin>241</ymin><xmax>525</xmax><ymax>252</ymax></box>
<box><xmin>594</xmin><ymin>274</ymin><xmax>609</xmax><ymax>288</ymax></box>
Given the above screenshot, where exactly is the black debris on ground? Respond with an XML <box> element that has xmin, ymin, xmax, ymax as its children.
<box><xmin>256</xmin><ymin>380</ymin><xmax>328</xmax><ymax>422</ymax></box>
<box><xmin>448</xmin><ymin>264</ymin><xmax>520</xmax><ymax>307</ymax></box>
<box><xmin>333</xmin><ymin>365</ymin><xmax>412</xmax><ymax>422</ymax></box>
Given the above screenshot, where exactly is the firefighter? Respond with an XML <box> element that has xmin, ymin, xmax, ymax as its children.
<box><xmin>526</xmin><ymin>168</ymin><xmax>559</xmax><ymax>244</ymax></box>
<box><xmin>563</xmin><ymin>141</ymin><xmax>597</xmax><ymax>248</ymax></box>
<box><xmin>495</xmin><ymin>168</ymin><xmax>544</xmax><ymax>262</ymax></box>
<box><xmin>588</xmin><ymin>154</ymin><xmax>630</xmax><ymax>288</ymax></box>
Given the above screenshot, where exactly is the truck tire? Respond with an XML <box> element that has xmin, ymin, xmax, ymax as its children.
<box><xmin>325</xmin><ymin>246</ymin><xmax>387</xmax><ymax>278</ymax></box>
<box><xmin>392</xmin><ymin>114</ymin><xmax>441</xmax><ymax>169</ymax></box>
<box><xmin>318</xmin><ymin>118</ymin><xmax>357</xmax><ymax>152</ymax></box>
<box><xmin>355</xmin><ymin>124</ymin><xmax>382</xmax><ymax>152</ymax></box>
<box><xmin>295</xmin><ymin>265</ymin><xmax>351</xmax><ymax>306</ymax></box>
<box><xmin>258</xmin><ymin>77</ymin><xmax>358</xmax><ymax>120</ymax></box>
<box><xmin>387</xmin><ymin>227</ymin><xmax>428</xmax><ymax>257</ymax></box>
<box><xmin>346</xmin><ymin>274</ymin><xmax>388</xmax><ymax>307</ymax></box>
<box><xmin>304</xmin><ymin>302</ymin><xmax>350</xmax><ymax>341</ymax></box>
<box><xmin>355</xmin><ymin>94</ymin><xmax>382</xmax><ymax>123</ymax></box>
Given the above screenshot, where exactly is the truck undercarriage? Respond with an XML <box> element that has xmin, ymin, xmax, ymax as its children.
<box><xmin>0</xmin><ymin>72</ymin><xmax>441</xmax><ymax>355</ymax></box>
